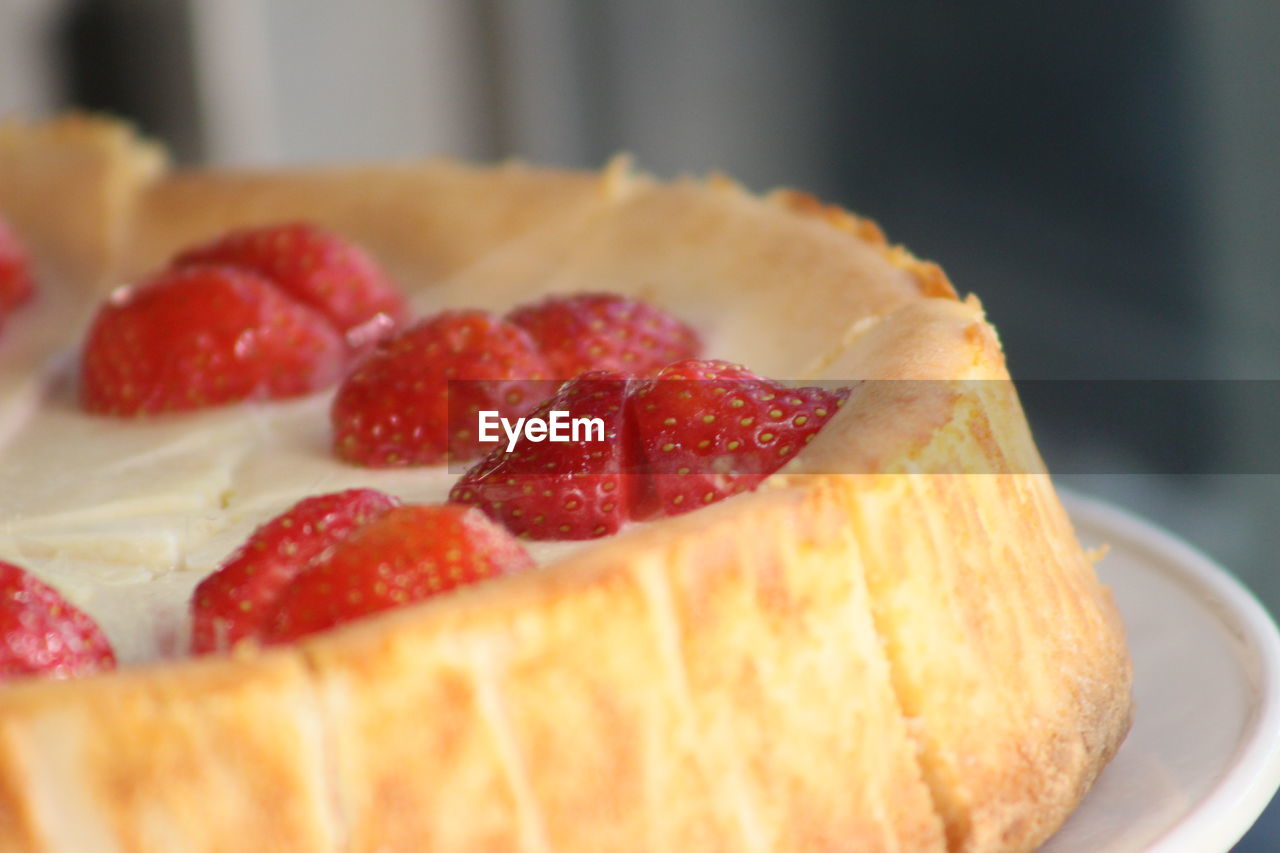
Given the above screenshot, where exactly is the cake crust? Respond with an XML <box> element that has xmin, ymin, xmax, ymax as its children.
<box><xmin>0</xmin><ymin>117</ymin><xmax>1130</xmax><ymax>852</ymax></box>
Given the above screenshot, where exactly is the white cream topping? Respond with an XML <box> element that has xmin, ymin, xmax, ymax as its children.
<box><xmin>0</xmin><ymin>332</ymin><xmax>586</xmax><ymax>662</ymax></box>
<box><xmin>0</xmin><ymin>246</ymin><xmax>732</xmax><ymax>663</ymax></box>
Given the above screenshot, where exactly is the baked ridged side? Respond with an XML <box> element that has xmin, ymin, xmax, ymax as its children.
<box><xmin>299</xmin><ymin>483</ymin><xmax>946</xmax><ymax>853</ymax></box>
<box><xmin>848</xmin><ymin>471</ymin><xmax>1129</xmax><ymax>852</ymax></box>
<box><xmin>0</xmin><ymin>654</ymin><xmax>338</xmax><ymax>852</ymax></box>
<box><xmin>797</xmin><ymin>301</ymin><xmax>1132</xmax><ymax>851</ymax></box>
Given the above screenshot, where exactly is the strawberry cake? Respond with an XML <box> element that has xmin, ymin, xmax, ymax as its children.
<box><xmin>0</xmin><ymin>116</ymin><xmax>1130</xmax><ymax>852</ymax></box>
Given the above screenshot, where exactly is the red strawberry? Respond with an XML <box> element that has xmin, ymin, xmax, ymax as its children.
<box><xmin>331</xmin><ymin>310</ymin><xmax>552</xmax><ymax>467</ymax></box>
<box><xmin>264</xmin><ymin>504</ymin><xmax>532</xmax><ymax>644</ymax></box>
<box><xmin>80</xmin><ymin>264</ymin><xmax>347</xmax><ymax>415</ymax></box>
<box><xmin>191</xmin><ymin>489</ymin><xmax>399</xmax><ymax>653</ymax></box>
<box><xmin>508</xmin><ymin>293</ymin><xmax>701</xmax><ymax>379</ymax></box>
<box><xmin>450</xmin><ymin>371</ymin><xmax>638</xmax><ymax>540</ymax></box>
<box><xmin>174</xmin><ymin>222</ymin><xmax>406</xmax><ymax>351</ymax></box>
<box><xmin>0</xmin><ymin>560</ymin><xmax>115</xmax><ymax>680</ymax></box>
<box><xmin>0</xmin><ymin>217</ymin><xmax>35</xmax><ymax>316</ymax></box>
<box><xmin>631</xmin><ymin>359</ymin><xmax>846</xmax><ymax>517</ymax></box>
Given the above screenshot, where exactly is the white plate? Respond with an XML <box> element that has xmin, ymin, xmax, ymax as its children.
<box><xmin>1041</xmin><ymin>493</ymin><xmax>1280</xmax><ymax>852</ymax></box>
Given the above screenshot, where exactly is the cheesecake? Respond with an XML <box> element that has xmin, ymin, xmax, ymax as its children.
<box><xmin>0</xmin><ymin>116</ymin><xmax>1130</xmax><ymax>853</ymax></box>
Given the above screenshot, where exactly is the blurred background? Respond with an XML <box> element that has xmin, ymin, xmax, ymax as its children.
<box><xmin>2</xmin><ymin>0</ymin><xmax>1277</xmax><ymax>846</ymax></box>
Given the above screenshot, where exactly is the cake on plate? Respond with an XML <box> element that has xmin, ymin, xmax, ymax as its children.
<box><xmin>0</xmin><ymin>116</ymin><xmax>1130</xmax><ymax>852</ymax></box>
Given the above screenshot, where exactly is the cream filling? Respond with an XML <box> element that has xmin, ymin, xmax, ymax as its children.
<box><xmin>0</xmin><ymin>235</ymin><xmax>740</xmax><ymax>664</ymax></box>
<box><xmin>0</xmin><ymin>344</ymin><xmax>588</xmax><ymax>662</ymax></box>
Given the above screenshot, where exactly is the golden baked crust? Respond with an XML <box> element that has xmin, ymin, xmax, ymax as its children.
<box><xmin>0</xmin><ymin>653</ymin><xmax>337</xmax><ymax>850</ymax></box>
<box><xmin>0</xmin><ymin>116</ymin><xmax>1130</xmax><ymax>852</ymax></box>
<box><xmin>0</xmin><ymin>115</ymin><xmax>164</xmax><ymax>292</ymax></box>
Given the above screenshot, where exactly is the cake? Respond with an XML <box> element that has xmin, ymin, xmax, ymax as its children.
<box><xmin>0</xmin><ymin>116</ymin><xmax>1130</xmax><ymax>852</ymax></box>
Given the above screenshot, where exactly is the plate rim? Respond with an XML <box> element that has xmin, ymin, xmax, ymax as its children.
<box><xmin>1061</xmin><ymin>490</ymin><xmax>1280</xmax><ymax>852</ymax></box>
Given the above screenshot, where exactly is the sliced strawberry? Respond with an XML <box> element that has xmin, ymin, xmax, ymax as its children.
<box><xmin>264</xmin><ymin>504</ymin><xmax>532</xmax><ymax>644</ymax></box>
<box><xmin>0</xmin><ymin>560</ymin><xmax>115</xmax><ymax>680</ymax></box>
<box><xmin>331</xmin><ymin>310</ymin><xmax>552</xmax><ymax>467</ymax></box>
<box><xmin>450</xmin><ymin>371</ymin><xmax>639</xmax><ymax>540</ymax></box>
<box><xmin>508</xmin><ymin>292</ymin><xmax>701</xmax><ymax>379</ymax></box>
<box><xmin>174</xmin><ymin>222</ymin><xmax>405</xmax><ymax>351</ymax></box>
<box><xmin>632</xmin><ymin>359</ymin><xmax>846</xmax><ymax>517</ymax></box>
<box><xmin>0</xmin><ymin>217</ymin><xmax>35</xmax><ymax>316</ymax></box>
<box><xmin>191</xmin><ymin>489</ymin><xmax>399</xmax><ymax>653</ymax></box>
<box><xmin>80</xmin><ymin>264</ymin><xmax>347</xmax><ymax>415</ymax></box>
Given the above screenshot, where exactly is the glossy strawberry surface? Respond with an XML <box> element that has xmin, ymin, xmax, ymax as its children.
<box><xmin>331</xmin><ymin>310</ymin><xmax>552</xmax><ymax>466</ymax></box>
<box><xmin>191</xmin><ymin>489</ymin><xmax>400</xmax><ymax>653</ymax></box>
<box><xmin>174</xmin><ymin>222</ymin><xmax>405</xmax><ymax>352</ymax></box>
<box><xmin>632</xmin><ymin>359</ymin><xmax>846</xmax><ymax>517</ymax></box>
<box><xmin>81</xmin><ymin>264</ymin><xmax>347</xmax><ymax>415</ymax></box>
<box><xmin>508</xmin><ymin>292</ymin><xmax>700</xmax><ymax>379</ymax></box>
<box><xmin>450</xmin><ymin>371</ymin><xmax>639</xmax><ymax>539</ymax></box>
<box><xmin>0</xmin><ymin>217</ymin><xmax>34</xmax><ymax>329</ymax></box>
<box><xmin>264</xmin><ymin>504</ymin><xmax>532</xmax><ymax>643</ymax></box>
<box><xmin>0</xmin><ymin>560</ymin><xmax>115</xmax><ymax>680</ymax></box>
